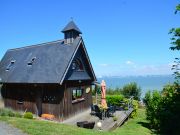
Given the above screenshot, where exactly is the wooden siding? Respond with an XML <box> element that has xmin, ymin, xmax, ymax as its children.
<box><xmin>2</xmin><ymin>82</ymin><xmax>92</xmax><ymax>121</ymax></box>
<box><xmin>63</xmin><ymin>84</ymin><xmax>92</xmax><ymax>119</ymax></box>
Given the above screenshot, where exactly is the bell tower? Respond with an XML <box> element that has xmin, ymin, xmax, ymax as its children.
<box><xmin>62</xmin><ymin>21</ymin><xmax>82</xmax><ymax>44</ymax></box>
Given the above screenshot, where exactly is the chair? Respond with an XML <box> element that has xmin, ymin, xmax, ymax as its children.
<box><xmin>94</xmin><ymin>105</ymin><xmax>102</xmax><ymax>119</ymax></box>
<box><xmin>106</xmin><ymin>105</ymin><xmax>116</xmax><ymax>117</ymax></box>
<box><xmin>90</xmin><ymin>104</ymin><xmax>96</xmax><ymax>115</ymax></box>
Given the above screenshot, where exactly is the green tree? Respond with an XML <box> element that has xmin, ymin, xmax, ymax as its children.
<box><xmin>121</xmin><ymin>82</ymin><xmax>141</xmax><ymax>100</ymax></box>
<box><xmin>169</xmin><ymin>4</ymin><xmax>180</xmax><ymax>83</ymax></box>
<box><xmin>144</xmin><ymin>5</ymin><xmax>180</xmax><ymax>133</ymax></box>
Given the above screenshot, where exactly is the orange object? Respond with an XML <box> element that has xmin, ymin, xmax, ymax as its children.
<box><xmin>41</xmin><ymin>114</ymin><xmax>55</xmax><ymax>120</ymax></box>
<box><xmin>101</xmin><ymin>80</ymin><xmax>107</xmax><ymax>109</ymax></box>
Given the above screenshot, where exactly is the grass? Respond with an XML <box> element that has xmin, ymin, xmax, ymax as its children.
<box><xmin>113</xmin><ymin>108</ymin><xmax>153</xmax><ymax>135</ymax></box>
<box><xmin>0</xmin><ymin>108</ymin><xmax>154</xmax><ymax>135</ymax></box>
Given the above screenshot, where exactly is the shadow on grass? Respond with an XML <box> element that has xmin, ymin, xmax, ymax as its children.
<box><xmin>137</xmin><ymin>122</ymin><xmax>159</xmax><ymax>134</ymax></box>
<box><xmin>137</xmin><ymin>121</ymin><xmax>150</xmax><ymax>129</ymax></box>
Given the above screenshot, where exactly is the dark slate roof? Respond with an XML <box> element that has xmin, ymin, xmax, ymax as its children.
<box><xmin>0</xmin><ymin>37</ymin><xmax>84</xmax><ymax>84</ymax></box>
<box><xmin>62</xmin><ymin>21</ymin><xmax>82</xmax><ymax>34</ymax></box>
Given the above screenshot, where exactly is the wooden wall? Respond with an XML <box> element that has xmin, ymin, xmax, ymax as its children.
<box><xmin>2</xmin><ymin>82</ymin><xmax>92</xmax><ymax>121</ymax></box>
<box><xmin>63</xmin><ymin>83</ymin><xmax>92</xmax><ymax>119</ymax></box>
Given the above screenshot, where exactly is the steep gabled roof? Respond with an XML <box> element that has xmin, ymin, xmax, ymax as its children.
<box><xmin>0</xmin><ymin>36</ymin><xmax>97</xmax><ymax>84</ymax></box>
<box><xmin>61</xmin><ymin>21</ymin><xmax>82</xmax><ymax>34</ymax></box>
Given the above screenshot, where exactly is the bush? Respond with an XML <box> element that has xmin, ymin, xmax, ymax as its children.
<box><xmin>24</xmin><ymin>112</ymin><xmax>33</xmax><ymax>119</ymax></box>
<box><xmin>15</xmin><ymin>112</ymin><xmax>22</xmax><ymax>118</ymax></box>
<box><xmin>0</xmin><ymin>108</ymin><xmax>15</xmax><ymax>117</ymax></box>
<box><xmin>121</xmin><ymin>82</ymin><xmax>141</xmax><ymax>101</ymax></box>
<box><xmin>106</xmin><ymin>95</ymin><xmax>124</xmax><ymax>106</ymax></box>
<box><xmin>130</xmin><ymin>100</ymin><xmax>138</xmax><ymax>118</ymax></box>
<box><xmin>144</xmin><ymin>90</ymin><xmax>161</xmax><ymax>129</ymax></box>
<box><xmin>106</xmin><ymin>87</ymin><xmax>122</xmax><ymax>95</ymax></box>
<box><xmin>144</xmin><ymin>84</ymin><xmax>180</xmax><ymax>134</ymax></box>
<box><xmin>113</xmin><ymin>116</ymin><xmax>118</xmax><ymax>121</ymax></box>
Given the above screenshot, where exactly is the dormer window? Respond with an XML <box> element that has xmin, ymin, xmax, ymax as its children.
<box><xmin>28</xmin><ymin>57</ymin><xmax>36</xmax><ymax>66</ymax></box>
<box><xmin>72</xmin><ymin>58</ymin><xmax>84</xmax><ymax>71</ymax></box>
<box><xmin>6</xmin><ymin>60</ymin><xmax>16</xmax><ymax>71</ymax></box>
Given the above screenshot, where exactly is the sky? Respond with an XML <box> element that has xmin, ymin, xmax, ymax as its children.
<box><xmin>0</xmin><ymin>0</ymin><xmax>179</xmax><ymax>77</ymax></box>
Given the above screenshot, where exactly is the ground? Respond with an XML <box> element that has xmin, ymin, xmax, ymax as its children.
<box><xmin>0</xmin><ymin>108</ymin><xmax>153</xmax><ymax>135</ymax></box>
<box><xmin>113</xmin><ymin>108</ymin><xmax>153</xmax><ymax>135</ymax></box>
<box><xmin>0</xmin><ymin>121</ymin><xmax>27</xmax><ymax>135</ymax></box>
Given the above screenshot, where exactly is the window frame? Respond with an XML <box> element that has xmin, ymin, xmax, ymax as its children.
<box><xmin>6</xmin><ymin>60</ymin><xmax>16</xmax><ymax>71</ymax></box>
<box><xmin>72</xmin><ymin>87</ymin><xmax>85</xmax><ymax>104</ymax></box>
<box><xmin>27</xmin><ymin>57</ymin><xmax>36</xmax><ymax>66</ymax></box>
<box><xmin>72</xmin><ymin>58</ymin><xmax>84</xmax><ymax>71</ymax></box>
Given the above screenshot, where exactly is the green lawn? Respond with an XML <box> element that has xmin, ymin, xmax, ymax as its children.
<box><xmin>113</xmin><ymin>108</ymin><xmax>153</xmax><ymax>135</ymax></box>
<box><xmin>0</xmin><ymin>108</ymin><xmax>153</xmax><ymax>135</ymax></box>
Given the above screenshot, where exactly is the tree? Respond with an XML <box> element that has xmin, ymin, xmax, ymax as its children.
<box><xmin>169</xmin><ymin>4</ymin><xmax>180</xmax><ymax>83</ymax></box>
<box><xmin>144</xmin><ymin>4</ymin><xmax>180</xmax><ymax>134</ymax></box>
<box><xmin>121</xmin><ymin>82</ymin><xmax>141</xmax><ymax>100</ymax></box>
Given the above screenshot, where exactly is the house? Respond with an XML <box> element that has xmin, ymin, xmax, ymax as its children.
<box><xmin>0</xmin><ymin>21</ymin><xmax>96</xmax><ymax>120</ymax></box>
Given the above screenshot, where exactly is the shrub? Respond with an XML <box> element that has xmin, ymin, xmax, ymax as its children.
<box><xmin>106</xmin><ymin>95</ymin><xmax>124</xmax><ymax>106</ymax></box>
<box><xmin>130</xmin><ymin>100</ymin><xmax>138</xmax><ymax>118</ymax></box>
<box><xmin>113</xmin><ymin>116</ymin><xmax>118</xmax><ymax>121</ymax></box>
<box><xmin>15</xmin><ymin>112</ymin><xmax>22</xmax><ymax>118</ymax></box>
<box><xmin>106</xmin><ymin>87</ymin><xmax>122</xmax><ymax>95</ymax></box>
<box><xmin>144</xmin><ymin>90</ymin><xmax>161</xmax><ymax>129</ymax></box>
<box><xmin>0</xmin><ymin>108</ymin><xmax>15</xmax><ymax>117</ymax></box>
<box><xmin>24</xmin><ymin>112</ymin><xmax>33</xmax><ymax>119</ymax></box>
<box><xmin>121</xmin><ymin>82</ymin><xmax>141</xmax><ymax>100</ymax></box>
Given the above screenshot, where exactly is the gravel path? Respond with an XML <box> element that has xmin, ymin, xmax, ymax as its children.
<box><xmin>0</xmin><ymin>121</ymin><xmax>28</xmax><ymax>135</ymax></box>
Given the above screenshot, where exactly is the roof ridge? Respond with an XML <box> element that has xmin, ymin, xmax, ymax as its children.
<box><xmin>8</xmin><ymin>39</ymin><xmax>64</xmax><ymax>51</ymax></box>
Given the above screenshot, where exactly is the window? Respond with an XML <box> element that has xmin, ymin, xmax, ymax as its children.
<box><xmin>28</xmin><ymin>57</ymin><xmax>36</xmax><ymax>66</ymax></box>
<box><xmin>72</xmin><ymin>88</ymin><xmax>84</xmax><ymax>101</ymax></box>
<box><xmin>6</xmin><ymin>60</ymin><xmax>16</xmax><ymax>71</ymax></box>
<box><xmin>72</xmin><ymin>58</ymin><xmax>84</xmax><ymax>71</ymax></box>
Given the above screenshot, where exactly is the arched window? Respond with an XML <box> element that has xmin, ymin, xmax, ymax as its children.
<box><xmin>72</xmin><ymin>58</ymin><xmax>84</xmax><ymax>71</ymax></box>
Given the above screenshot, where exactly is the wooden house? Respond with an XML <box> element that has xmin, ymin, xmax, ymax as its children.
<box><xmin>0</xmin><ymin>21</ymin><xmax>96</xmax><ymax>120</ymax></box>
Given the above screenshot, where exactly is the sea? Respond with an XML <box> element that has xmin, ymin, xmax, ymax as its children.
<box><xmin>97</xmin><ymin>75</ymin><xmax>175</xmax><ymax>98</ymax></box>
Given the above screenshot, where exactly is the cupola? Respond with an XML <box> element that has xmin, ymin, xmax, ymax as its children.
<box><xmin>62</xmin><ymin>21</ymin><xmax>82</xmax><ymax>44</ymax></box>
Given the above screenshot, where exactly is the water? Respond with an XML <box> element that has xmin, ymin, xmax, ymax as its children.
<box><xmin>97</xmin><ymin>75</ymin><xmax>175</xmax><ymax>98</ymax></box>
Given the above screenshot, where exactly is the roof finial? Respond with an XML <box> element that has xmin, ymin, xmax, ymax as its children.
<box><xmin>70</xmin><ymin>17</ymin><xmax>73</xmax><ymax>21</ymax></box>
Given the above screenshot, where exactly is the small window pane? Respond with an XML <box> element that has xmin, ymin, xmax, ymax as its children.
<box><xmin>6</xmin><ymin>60</ymin><xmax>16</xmax><ymax>71</ymax></box>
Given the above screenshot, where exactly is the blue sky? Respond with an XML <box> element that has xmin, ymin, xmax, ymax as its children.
<box><xmin>0</xmin><ymin>0</ymin><xmax>179</xmax><ymax>77</ymax></box>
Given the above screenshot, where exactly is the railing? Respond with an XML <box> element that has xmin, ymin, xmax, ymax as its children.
<box><xmin>127</xmin><ymin>96</ymin><xmax>134</xmax><ymax>110</ymax></box>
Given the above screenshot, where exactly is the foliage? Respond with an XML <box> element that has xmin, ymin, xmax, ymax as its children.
<box><xmin>169</xmin><ymin>4</ymin><xmax>180</xmax><ymax>83</ymax></box>
<box><xmin>106</xmin><ymin>95</ymin><xmax>124</xmax><ymax>106</ymax></box>
<box><xmin>144</xmin><ymin>90</ymin><xmax>161</xmax><ymax>129</ymax></box>
<box><xmin>0</xmin><ymin>108</ymin><xmax>22</xmax><ymax>118</ymax></box>
<box><xmin>121</xmin><ymin>82</ymin><xmax>141</xmax><ymax>100</ymax></box>
<box><xmin>123</xmin><ymin>98</ymin><xmax>139</xmax><ymax>118</ymax></box>
<box><xmin>106</xmin><ymin>87</ymin><xmax>122</xmax><ymax>95</ymax></box>
<box><xmin>130</xmin><ymin>100</ymin><xmax>138</xmax><ymax>118</ymax></box>
<box><xmin>24</xmin><ymin>112</ymin><xmax>33</xmax><ymax>119</ymax></box>
<box><xmin>144</xmin><ymin>84</ymin><xmax>180</xmax><ymax>134</ymax></box>
<box><xmin>0</xmin><ymin>108</ymin><xmax>15</xmax><ymax>117</ymax></box>
<box><xmin>15</xmin><ymin>112</ymin><xmax>22</xmax><ymax>118</ymax></box>
<box><xmin>113</xmin><ymin>116</ymin><xmax>117</xmax><ymax>121</ymax></box>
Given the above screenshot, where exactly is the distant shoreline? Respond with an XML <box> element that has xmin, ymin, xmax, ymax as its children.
<box><xmin>97</xmin><ymin>75</ymin><xmax>174</xmax><ymax>98</ymax></box>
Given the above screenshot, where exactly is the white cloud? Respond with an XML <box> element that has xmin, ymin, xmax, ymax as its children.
<box><xmin>126</xmin><ymin>60</ymin><xmax>134</xmax><ymax>65</ymax></box>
